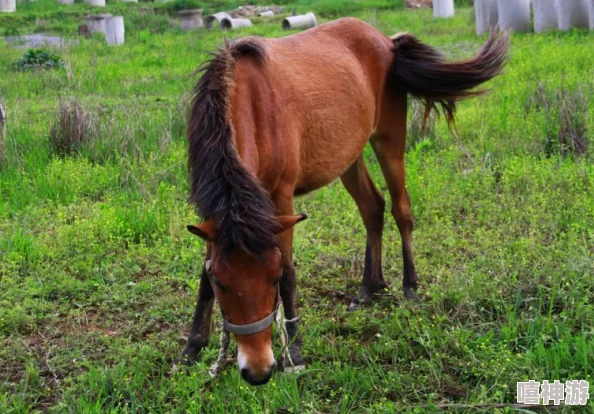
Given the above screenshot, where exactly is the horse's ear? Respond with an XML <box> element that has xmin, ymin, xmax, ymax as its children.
<box><xmin>187</xmin><ymin>222</ymin><xmax>217</xmax><ymax>241</ymax></box>
<box><xmin>276</xmin><ymin>214</ymin><xmax>307</xmax><ymax>234</ymax></box>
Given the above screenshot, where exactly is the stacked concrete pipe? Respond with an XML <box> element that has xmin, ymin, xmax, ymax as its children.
<box><xmin>533</xmin><ymin>0</ymin><xmax>558</xmax><ymax>32</ymax></box>
<box><xmin>475</xmin><ymin>0</ymin><xmax>498</xmax><ymax>34</ymax></box>
<box><xmin>282</xmin><ymin>12</ymin><xmax>317</xmax><ymax>30</ymax></box>
<box><xmin>0</xmin><ymin>0</ymin><xmax>16</xmax><ymax>12</ymax></box>
<box><xmin>556</xmin><ymin>0</ymin><xmax>589</xmax><ymax>30</ymax></box>
<box><xmin>497</xmin><ymin>0</ymin><xmax>531</xmax><ymax>32</ymax></box>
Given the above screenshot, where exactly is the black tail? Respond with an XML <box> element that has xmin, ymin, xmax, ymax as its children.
<box><xmin>187</xmin><ymin>39</ymin><xmax>280</xmax><ymax>256</ymax></box>
<box><xmin>387</xmin><ymin>29</ymin><xmax>509</xmax><ymax>126</ymax></box>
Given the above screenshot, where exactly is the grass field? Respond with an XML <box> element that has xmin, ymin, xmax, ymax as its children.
<box><xmin>1</xmin><ymin>0</ymin><xmax>593</xmax><ymax>412</ymax></box>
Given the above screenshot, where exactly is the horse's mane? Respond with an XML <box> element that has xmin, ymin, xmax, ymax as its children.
<box><xmin>187</xmin><ymin>38</ymin><xmax>280</xmax><ymax>256</ymax></box>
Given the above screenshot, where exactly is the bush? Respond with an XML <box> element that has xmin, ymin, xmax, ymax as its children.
<box><xmin>49</xmin><ymin>98</ymin><xmax>97</xmax><ymax>156</ymax></box>
<box><xmin>161</xmin><ymin>0</ymin><xmax>205</xmax><ymax>15</ymax></box>
<box><xmin>13</xmin><ymin>49</ymin><xmax>64</xmax><ymax>71</ymax></box>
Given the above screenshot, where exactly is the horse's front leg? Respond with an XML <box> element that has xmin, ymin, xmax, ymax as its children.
<box><xmin>279</xmin><ymin>261</ymin><xmax>306</xmax><ymax>371</ymax></box>
<box><xmin>176</xmin><ymin>266</ymin><xmax>215</xmax><ymax>366</ymax></box>
<box><xmin>274</xmin><ymin>192</ymin><xmax>306</xmax><ymax>371</ymax></box>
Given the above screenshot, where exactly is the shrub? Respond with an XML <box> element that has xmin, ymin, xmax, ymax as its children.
<box><xmin>13</xmin><ymin>48</ymin><xmax>64</xmax><ymax>71</ymax></box>
<box><xmin>161</xmin><ymin>0</ymin><xmax>205</xmax><ymax>15</ymax></box>
<box><xmin>48</xmin><ymin>98</ymin><xmax>97</xmax><ymax>156</ymax></box>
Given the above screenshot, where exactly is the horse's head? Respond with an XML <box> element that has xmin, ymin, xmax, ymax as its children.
<box><xmin>187</xmin><ymin>214</ymin><xmax>306</xmax><ymax>385</ymax></box>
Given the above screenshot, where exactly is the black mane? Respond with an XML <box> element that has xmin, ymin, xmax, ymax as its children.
<box><xmin>187</xmin><ymin>38</ymin><xmax>279</xmax><ymax>256</ymax></box>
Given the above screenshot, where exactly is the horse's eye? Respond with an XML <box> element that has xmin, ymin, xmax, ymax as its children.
<box><xmin>213</xmin><ymin>279</ymin><xmax>227</xmax><ymax>292</ymax></box>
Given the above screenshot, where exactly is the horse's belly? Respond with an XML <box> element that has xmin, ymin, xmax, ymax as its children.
<box><xmin>294</xmin><ymin>129</ymin><xmax>371</xmax><ymax>195</ymax></box>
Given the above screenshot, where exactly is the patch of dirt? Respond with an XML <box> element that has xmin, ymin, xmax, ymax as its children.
<box><xmin>406</xmin><ymin>0</ymin><xmax>433</xmax><ymax>8</ymax></box>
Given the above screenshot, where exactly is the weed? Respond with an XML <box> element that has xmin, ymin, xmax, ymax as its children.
<box><xmin>13</xmin><ymin>49</ymin><xmax>64</xmax><ymax>71</ymax></box>
<box><xmin>526</xmin><ymin>80</ymin><xmax>591</xmax><ymax>158</ymax></box>
<box><xmin>48</xmin><ymin>97</ymin><xmax>96</xmax><ymax>156</ymax></box>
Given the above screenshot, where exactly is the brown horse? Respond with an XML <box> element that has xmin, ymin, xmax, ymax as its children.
<box><xmin>180</xmin><ymin>18</ymin><xmax>508</xmax><ymax>385</ymax></box>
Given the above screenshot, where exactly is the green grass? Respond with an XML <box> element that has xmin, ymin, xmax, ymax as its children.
<box><xmin>1</xmin><ymin>1</ymin><xmax>594</xmax><ymax>413</ymax></box>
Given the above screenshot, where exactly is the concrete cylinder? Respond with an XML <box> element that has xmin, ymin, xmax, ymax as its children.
<box><xmin>533</xmin><ymin>0</ymin><xmax>558</xmax><ymax>32</ymax></box>
<box><xmin>220</xmin><ymin>17</ymin><xmax>252</xmax><ymax>30</ymax></box>
<box><xmin>120</xmin><ymin>0</ymin><xmax>138</xmax><ymax>2</ymax></box>
<box><xmin>556</xmin><ymin>0</ymin><xmax>589</xmax><ymax>30</ymax></box>
<box><xmin>475</xmin><ymin>0</ymin><xmax>498</xmax><ymax>34</ymax></box>
<box><xmin>259</xmin><ymin>11</ymin><xmax>274</xmax><ymax>17</ymax></box>
<box><xmin>282</xmin><ymin>12</ymin><xmax>317</xmax><ymax>30</ymax></box>
<box><xmin>205</xmin><ymin>12</ymin><xmax>231</xmax><ymax>29</ymax></box>
<box><xmin>85</xmin><ymin>0</ymin><xmax>105</xmax><ymax>6</ymax></box>
<box><xmin>589</xmin><ymin>0</ymin><xmax>594</xmax><ymax>29</ymax></box>
<box><xmin>60</xmin><ymin>0</ymin><xmax>74</xmax><ymax>4</ymax></box>
<box><xmin>434</xmin><ymin>0</ymin><xmax>455</xmax><ymax>17</ymax></box>
<box><xmin>179</xmin><ymin>9</ymin><xmax>203</xmax><ymax>31</ymax></box>
<box><xmin>105</xmin><ymin>16</ymin><xmax>125</xmax><ymax>46</ymax></box>
<box><xmin>0</xmin><ymin>0</ymin><xmax>16</xmax><ymax>12</ymax></box>
<box><xmin>86</xmin><ymin>14</ymin><xmax>112</xmax><ymax>34</ymax></box>
<box><xmin>497</xmin><ymin>0</ymin><xmax>531</xmax><ymax>32</ymax></box>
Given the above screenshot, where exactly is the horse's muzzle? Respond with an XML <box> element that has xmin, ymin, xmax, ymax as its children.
<box><xmin>240</xmin><ymin>362</ymin><xmax>276</xmax><ymax>386</ymax></box>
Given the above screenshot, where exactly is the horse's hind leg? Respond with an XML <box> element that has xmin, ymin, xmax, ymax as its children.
<box><xmin>371</xmin><ymin>91</ymin><xmax>419</xmax><ymax>300</ymax></box>
<box><xmin>340</xmin><ymin>156</ymin><xmax>387</xmax><ymax>310</ymax></box>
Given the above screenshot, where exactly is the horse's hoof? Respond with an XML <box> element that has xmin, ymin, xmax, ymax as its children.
<box><xmin>173</xmin><ymin>349</ymin><xmax>199</xmax><ymax>369</ymax></box>
<box><xmin>284</xmin><ymin>364</ymin><xmax>306</xmax><ymax>374</ymax></box>
<box><xmin>404</xmin><ymin>287</ymin><xmax>420</xmax><ymax>302</ymax></box>
<box><xmin>348</xmin><ymin>297</ymin><xmax>362</xmax><ymax>311</ymax></box>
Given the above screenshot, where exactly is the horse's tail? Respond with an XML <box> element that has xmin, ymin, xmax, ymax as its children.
<box><xmin>187</xmin><ymin>39</ymin><xmax>280</xmax><ymax>256</ymax></box>
<box><xmin>386</xmin><ymin>29</ymin><xmax>508</xmax><ymax>126</ymax></box>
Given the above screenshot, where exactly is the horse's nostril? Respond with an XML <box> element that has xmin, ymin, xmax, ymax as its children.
<box><xmin>240</xmin><ymin>368</ymin><xmax>249</xmax><ymax>381</ymax></box>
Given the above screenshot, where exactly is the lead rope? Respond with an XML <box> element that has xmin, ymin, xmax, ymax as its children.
<box><xmin>276</xmin><ymin>290</ymin><xmax>299</xmax><ymax>370</ymax></box>
<box><xmin>208</xmin><ymin>318</ymin><xmax>231</xmax><ymax>378</ymax></box>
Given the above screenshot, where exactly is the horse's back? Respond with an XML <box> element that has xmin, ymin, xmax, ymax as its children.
<box><xmin>232</xmin><ymin>18</ymin><xmax>394</xmax><ymax>194</ymax></box>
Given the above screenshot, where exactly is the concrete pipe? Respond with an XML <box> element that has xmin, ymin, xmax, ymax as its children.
<box><xmin>87</xmin><ymin>14</ymin><xmax>112</xmax><ymax>35</ymax></box>
<box><xmin>533</xmin><ymin>0</ymin><xmax>558</xmax><ymax>32</ymax></box>
<box><xmin>105</xmin><ymin>16</ymin><xmax>125</xmax><ymax>46</ymax></box>
<box><xmin>60</xmin><ymin>0</ymin><xmax>75</xmax><ymax>4</ymax></box>
<box><xmin>220</xmin><ymin>17</ymin><xmax>253</xmax><ymax>30</ymax></box>
<box><xmin>434</xmin><ymin>0</ymin><xmax>455</xmax><ymax>18</ymax></box>
<box><xmin>120</xmin><ymin>0</ymin><xmax>138</xmax><ymax>2</ymax></box>
<box><xmin>589</xmin><ymin>0</ymin><xmax>594</xmax><ymax>29</ymax></box>
<box><xmin>85</xmin><ymin>0</ymin><xmax>105</xmax><ymax>6</ymax></box>
<box><xmin>282</xmin><ymin>12</ymin><xmax>317</xmax><ymax>30</ymax></box>
<box><xmin>475</xmin><ymin>0</ymin><xmax>498</xmax><ymax>34</ymax></box>
<box><xmin>556</xmin><ymin>0</ymin><xmax>589</xmax><ymax>30</ymax></box>
<box><xmin>205</xmin><ymin>12</ymin><xmax>231</xmax><ymax>29</ymax></box>
<box><xmin>179</xmin><ymin>9</ymin><xmax>203</xmax><ymax>31</ymax></box>
<box><xmin>0</xmin><ymin>0</ymin><xmax>16</xmax><ymax>12</ymax></box>
<box><xmin>497</xmin><ymin>0</ymin><xmax>531</xmax><ymax>32</ymax></box>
